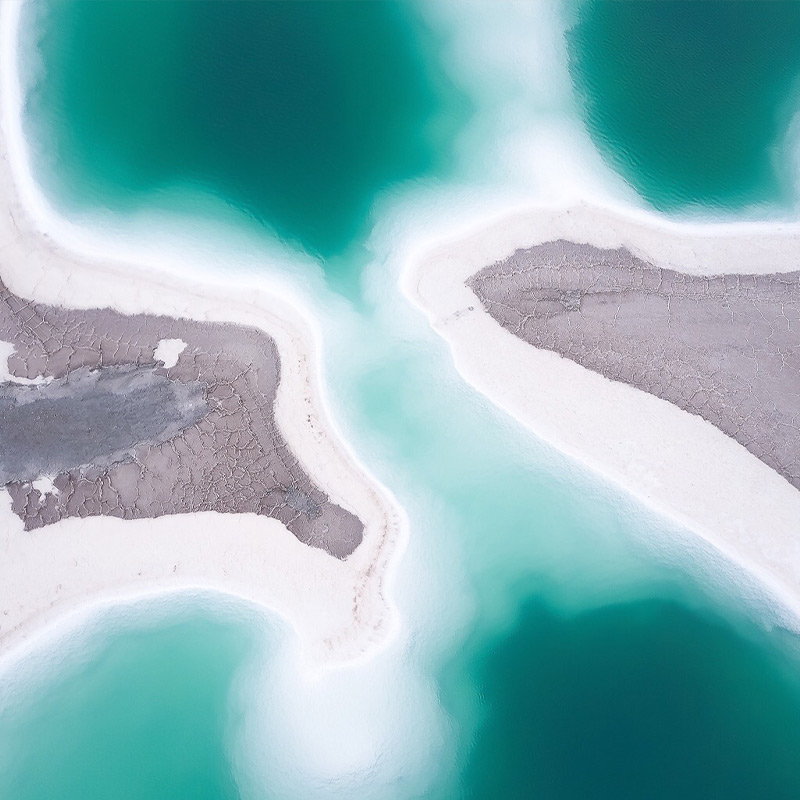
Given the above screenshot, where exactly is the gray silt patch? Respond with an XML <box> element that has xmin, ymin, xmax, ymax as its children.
<box><xmin>468</xmin><ymin>240</ymin><xmax>800</xmax><ymax>490</ymax></box>
<box><xmin>0</xmin><ymin>364</ymin><xmax>208</xmax><ymax>484</ymax></box>
<box><xmin>0</xmin><ymin>277</ymin><xmax>364</xmax><ymax>559</ymax></box>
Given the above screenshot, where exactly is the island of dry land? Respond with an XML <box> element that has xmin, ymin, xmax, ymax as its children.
<box><xmin>0</xmin><ymin>278</ymin><xmax>362</xmax><ymax>558</ymax></box>
<box><xmin>0</xmin><ymin>82</ymin><xmax>399</xmax><ymax>663</ymax></box>
<box><xmin>0</xmin><ymin>0</ymin><xmax>404</xmax><ymax>667</ymax></box>
<box><xmin>0</xmin><ymin>256</ymin><xmax>398</xmax><ymax>665</ymax></box>
<box><xmin>469</xmin><ymin>240</ymin><xmax>800</xmax><ymax>490</ymax></box>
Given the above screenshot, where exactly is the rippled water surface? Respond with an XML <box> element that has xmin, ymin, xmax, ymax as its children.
<box><xmin>567</xmin><ymin>0</ymin><xmax>800</xmax><ymax>212</ymax></box>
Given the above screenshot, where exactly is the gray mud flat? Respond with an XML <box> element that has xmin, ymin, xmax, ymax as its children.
<box><xmin>468</xmin><ymin>240</ymin><xmax>800</xmax><ymax>490</ymax></box>
<box><xmin>0</xmin><ymin>365</ymin><xmax>207</xmax><ymax>484</ymax></box>
<box><xmin>0</xmin><ymin>280</ymin><xmax>363</xmax><ymax>559</ymax></box>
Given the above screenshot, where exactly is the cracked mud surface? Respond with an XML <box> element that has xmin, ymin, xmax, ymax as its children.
<box><xmin>0</xmin><ymin>364</ymin><xmax>208</xmax><ymax>484</ymax></box>
<box><xmin>0</xmin><ymin>279</ymin><xmax>363</xmax><ymax>558</ymax></box>
<box><xmin>468</xmin><ymin>240</ymin><xmax>800</xmax><ymax>489</ymax></box>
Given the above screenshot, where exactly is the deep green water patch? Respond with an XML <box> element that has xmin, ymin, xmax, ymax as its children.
<box><xmin>461</xmin><ymin>597</ymin><xmax>800</xmax><ymax>800</ymax></box>
<box><xmin>0</xmin><ymin>610</ymin><xmax>254</xmax><ymax>800</ymax></box>
<box><xmin>332</xmin><ymin>327</ymin><xmax>800</xmax><ymax>800</ymax></box>
<box><xmin>567</xmin><ymin>1</ymin><xmax>800</xmax><ymax>212</ymax></box>
<box><xmin>22</xmin><ymin>0</ymin><xmax>467</xmax><ymax>291</ymax></box>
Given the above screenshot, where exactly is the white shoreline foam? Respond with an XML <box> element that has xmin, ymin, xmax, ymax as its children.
<box><xmin>404</xmin><ymin>201</ymin><xmax>800</xmax><ymax>615</ymax></box>
<box><xmin>0</xmin><ymin>0</ymin><xmax>404</xmax><ymax>668</ymax></box>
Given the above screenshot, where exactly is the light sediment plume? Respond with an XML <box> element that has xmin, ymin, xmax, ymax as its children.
<box><xmin>6</xmin><ymin>1</ymin><xmax>800</xmax><ymax>798</ymax></box>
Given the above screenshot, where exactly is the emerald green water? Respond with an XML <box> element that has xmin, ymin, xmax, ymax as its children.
<box><xmin>22</xmin><ymin>0</ymin><xmax>466</xmax><ymax>292</ymax></box>
<box><xmin>567</xmin><ymin>1</ymin><xmax>800</xmax><ymax>212</ymax></box>
<box><xmin>461</xmin><ymin>599</ymin><xmax>800</xmax><ymax>800</ymax></box>
<box><xmin>7</xmin><ymin>0</ymin><xmax>800</xmax><ymax>798</ymax></box>
<box><xmin>334</xmin><ymin>330</ymin><xmax>800</xmax><ymax>800</ymax></box>
<box><xmin>5</xmin><ymin>335</ymin><xmax>800</xmax><ymax>799</ymax></box>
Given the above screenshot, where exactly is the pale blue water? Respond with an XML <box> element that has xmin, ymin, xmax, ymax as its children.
<box><xmin>4</xmin><ymin>1</ymin><xmax>800</xmax><ymax>798</ymax></box>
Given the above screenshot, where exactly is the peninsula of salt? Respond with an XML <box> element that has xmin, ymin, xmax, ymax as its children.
<box><xmin>406</xmin><ymin>204</ymin><xmax>800</xmax><ymax>614</ymax></box>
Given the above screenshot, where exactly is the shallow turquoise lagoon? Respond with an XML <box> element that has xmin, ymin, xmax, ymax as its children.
<box><xmin>335</xmin><ymin>332</ymin><xmax>800</xmax><ymax>800</ymax></box>
<box><xmin>4</xmin><ymin>328</ymin><xmax>800</xmax><ymax>800</ymax></box>
<box><xmin>567</xmin><ymin>1</ymin><xmax>800</xmax><ymax>213</ymax></box>
<box><xmin>6</xmin><ymin>1</ymin><xmax>800</xmax><ymax>798</ymax></box>
<box><xmin>0</xmin><ymin>606</ymin><xmax>256</xmax><ymax>800</ymax></box>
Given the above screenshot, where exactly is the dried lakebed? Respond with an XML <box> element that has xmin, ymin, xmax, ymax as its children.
<box><xmin>468</xmin><ymin>240</ymin><xmax>800</xmax><ymax>490</ymax></box>
<box><xmin>0</xmin><ymin>279</ymin><xmax>363</xmax><ymax>558</ymax></box>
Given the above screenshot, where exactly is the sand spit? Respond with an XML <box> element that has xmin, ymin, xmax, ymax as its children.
<box><xmin>0</xmin><ymin>281</ymin><xmax>363</xmax><ymax>558</ymax></box>
<box><xmin>407</xmin><ymin>204</ymin><xmax>800</xmax><ymax>610</ymax></box>
<box><xmin>0</xmin><ymin>254</ymin><xmax>400</xmax><ymax>667</ymax></box>
<box><xmin>469</xmin><ymin>241</ymin><xmax>800</xmax><ymax>490</ymax></box>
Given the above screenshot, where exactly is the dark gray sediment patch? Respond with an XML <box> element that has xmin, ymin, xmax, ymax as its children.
<box><xmin>467</xmin><ymin>240</ymin><xmax>800</xmax><ymax>489</ymax></box>
<box><xmin>0</xmin><ymin>279</ymin><xmax>363</xmax><ymax>559</ymax></box>
<box><xmin>0</xmin><ymin>364</ymin><xmax>208</xmax><ymax>484</ymax></box>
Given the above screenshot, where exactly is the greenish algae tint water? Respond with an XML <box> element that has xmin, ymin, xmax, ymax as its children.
<box><xmin>567</xmin><ymin>1</ymin><xmax>800</xmax><ymax>212</ymax></box>
<box><xmin>5</xmin><ymin>332</ymin><xmax>800</xmax><ymax>800</ymax></box>
<box><xmin>457</xmin><ymin>599</ymin><xmax>800</xmax><ymax>800</ymax></box>
<box><xmin>21</xmin><ymin>0</ymin><xmax>468</xmax><ymax>295</ymax></box>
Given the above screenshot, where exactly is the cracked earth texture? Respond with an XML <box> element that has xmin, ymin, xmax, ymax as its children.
<box><xmin>0</xmin><ymin>279</ymin><xmax>363</xmax><ymax>559</ymax></box>
<box><xmin>468</xmin><ymin>240</ymin><xmax>800</xmax><ymax>490</ymax></box>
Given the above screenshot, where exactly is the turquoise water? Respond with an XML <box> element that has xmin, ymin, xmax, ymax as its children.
<box><xmin>332</xmin><ymin>326</ymin><xmax>800</xmax><ymax>800</ymax></box>
<box><xmin>6</xmin><ymin>0</ymin><xmax>800</xmax><ymax>798</ymax></box>
<box><xmin>5</xmin><ymin>333</ymin><xmax>800</xmax><ymax>799</ymax></box>
<box><xmin>567</xmin><ymin>1</ymin><xmax>800</xmax><ymax>212</ymax></box>
<box><xmin>0</xmin><ymin>604</ymin><xmax>257</xmax><ymax>799</ymax></box>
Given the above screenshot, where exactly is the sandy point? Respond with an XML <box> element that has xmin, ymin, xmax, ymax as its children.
<box><xmin>404</xmin><ymin>201</ymin><xmax>800</xmax><ymax>617</ymax></box>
